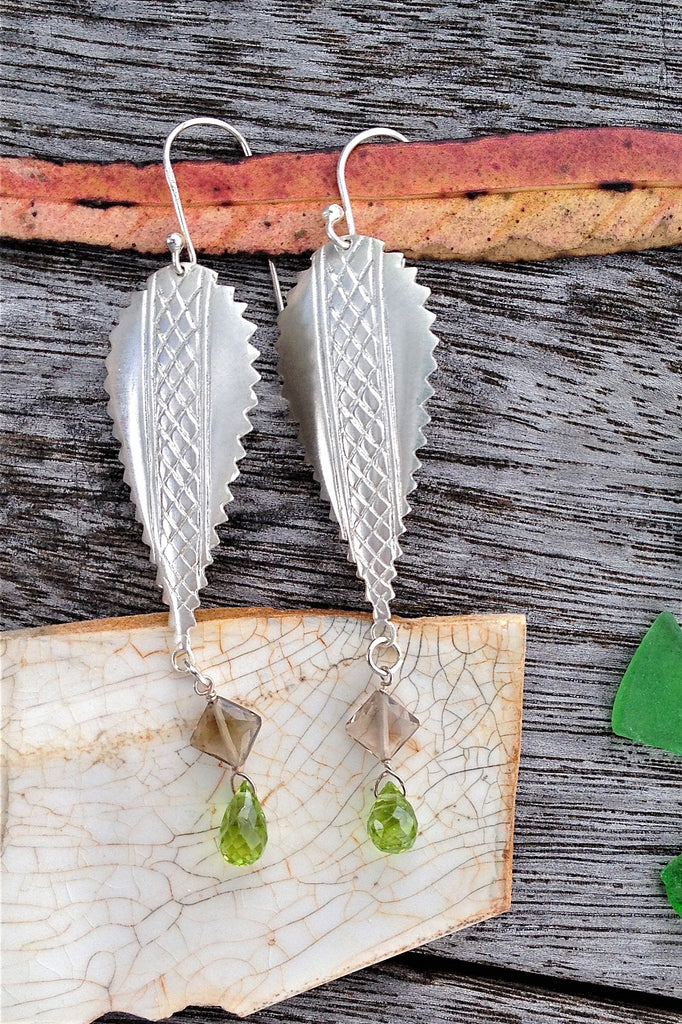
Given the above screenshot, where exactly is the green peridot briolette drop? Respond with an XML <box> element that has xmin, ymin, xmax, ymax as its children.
<box><xmin>367</xmin><ymin>781</ymin><xmax>418</xmax><ymax>854</ymax></box>
<box><xmin>219</xmin><ymin>781</ymin><xmax>267</xmax><ymax>866</ymax></box>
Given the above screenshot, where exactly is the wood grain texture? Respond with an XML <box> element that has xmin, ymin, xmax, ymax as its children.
<box><xmin>1</xmin><ymin>0</ymin><xmax>681</xmax><ymax>1021</ymax></box>
<box><xmin>94</xmin><ymin>958</ymin><xmax>682</xmax><ymax>1024</ymax></box>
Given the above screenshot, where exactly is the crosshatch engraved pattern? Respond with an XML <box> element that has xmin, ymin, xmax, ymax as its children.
<box><xmin>146</xmin><ymin>270</ymin><xmax>208</xmax><ymax>631</ymax></box>
<box><xmin>106</xmin><ymin>263</ymin><xmax>258</xmax><ymax>644</ymax></box>
<box><xmin>279</xmin><ymin>236</ymin><xmax>438</xmax><ymax>626</ymax></box>
<box><xmin>317</xmin><ymin>237</ymin><xmax>402</xmax><ymax>623</ymax></box>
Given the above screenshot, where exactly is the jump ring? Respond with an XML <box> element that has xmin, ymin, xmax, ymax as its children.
<box><xmin>367</xmin><ymin>635</ymin><xmax>403</xmax><ymax>680</ymax></box>
<box><xmin>171</xmin><ymin>643</ymin><xmax>216</xmax><ymax>701</ymax></box>
<box><xmin>324</xmin><ymin>204</ymin><xmax>352</xmax><ymax>250</ymax></box>
<box><xmin>172</xmin><ymin>645</ymin><xmax>194</xmax><ymax>673</ymax></box>
<box><xmin>371</xmin><ymin>620</ymin><xmax>397</xmax><ymax>645</ymax></box>
<box><xmin>166</xmin><ymin>232</ymin><xmax>187</xmax><ymax>277</ymax></box>
<box><xmin>191</xmin><ymin>670</ymin><xmax>216</xmax><ymax>700</ymax></box>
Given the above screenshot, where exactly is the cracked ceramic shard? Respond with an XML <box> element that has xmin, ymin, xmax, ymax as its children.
<box><xmin>105</xmin><ymin>263</ymin><xmax>258</xmax><ymax>644</ymax></box>
<box><xmin>190</xmin><ymin>696</ymin><xmax>261</xmax><ymax>768</ymax></box>
<box><xmin>277</xmin><ymin>236</ymin><xmax>438</xmax><ymax>623</ymax></box>
<box><xmin>346</xmin><ymin>688</ymin><xmax>419</xmax><ymax>761</ymax></box>
<box><xmin>1</xmin><ymin>608</ymin><xmax>525</xmax><ymax>1022</ymax></box>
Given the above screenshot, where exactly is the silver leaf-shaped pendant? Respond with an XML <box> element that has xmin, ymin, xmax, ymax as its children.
<box><xmin>277</xmin><ymin>235</ymin><xmax>437</xmax><ymax>623</ymax></box>
<box><xmin>106</xmin><ymin>263</ymin><xmax>258</xmax><ymax>644</ymax></box>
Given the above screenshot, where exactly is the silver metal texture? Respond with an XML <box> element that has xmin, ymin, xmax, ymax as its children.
<box><xmin>332</xmin><ymin>126</ymin><xmax>407</xmax><ymax>240</ymax></box>
<box><xmin>277</xmin><ymin>234</ymin><xmax>438</xmax><ymax>625</ymax></box>
<box><xmin>367</xmin><ymin>635</ymin><xmax>403</xmax><ymax>685</ymax></box>
<box><xmin>106</xmin><ymin>262</ymin><xmax>258</xmax><ymax>646</ymax></box>
<box><xmin>171</xmin><ymin>644</ymin><xmax>218</xmax><ymax>701</ymax></box>
<box><xmin>163</xmin><ymin>117</ymin><xmax>252</xmax><ymax>268</ymax></box>
<box><xmin>373</xmin><ymin>766</ymin><xmax>407</xmax><ymax>798</ymax></box>
<box><xmin>231</xmin><ymin>770</ymin><xmax>259</xmax><ymax>795</ymax></box>
<box><xmin>163</xmin><ymin>117</ymin><xmax>283</xmax><ymax>307</ymax></box>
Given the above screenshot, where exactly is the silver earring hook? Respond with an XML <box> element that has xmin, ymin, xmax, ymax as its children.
<box><xmin>162</xmin><ymin>117</ymin><xmax>252</xmax><ymax>274</ymax></box>
<box><xmin>325</xmin><ymin>127</ymin><xmax>408</xmax><ymax>248</ymax></box>
<box><xmin>163</xmin><ymin>117</ymin><xmax>284</xmax><ymax>308</ymax></box>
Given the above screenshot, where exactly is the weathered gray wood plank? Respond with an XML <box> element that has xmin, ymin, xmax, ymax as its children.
<box><xmin>94</xmin><ymin>958</ymin><xmax>682</xmax><ymax>1024</ymax></box>
<box><xmin>1</xmin><ymin>0</ymin><xmax>681</xmax><ymax>164</ymax></box>
<box><xmin>1</xmin><ymin>0</ymin><xmax>681</xmax><ymax>1015</ymax></box>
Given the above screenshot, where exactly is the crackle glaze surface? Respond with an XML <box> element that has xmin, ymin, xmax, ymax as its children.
<box><xmin>1</xmin><ymin>609</ymin><xmax>525</xmax><ymax>1021</ymax></box>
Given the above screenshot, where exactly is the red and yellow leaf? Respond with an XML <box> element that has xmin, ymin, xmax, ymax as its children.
<box><xmin>1</xmin><ymin>128</ymin><xmax>681</xmax><ymax>261</ymax></box>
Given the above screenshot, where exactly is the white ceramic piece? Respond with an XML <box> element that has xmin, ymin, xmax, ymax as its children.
<box><xmin>1</xmin><ymin>608</ymin><xmax>525</xmax><ymax>1021</ymax></box>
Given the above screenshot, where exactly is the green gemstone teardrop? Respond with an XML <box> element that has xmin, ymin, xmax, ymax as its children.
<box><xmin>219</xmin><ymin>781</ymin><xmax>267</xmax><ymax>866</ymax></box>
<box><xmin>367</xmin><ymin>781</ymin><xmax>418</xmax><ymax>854</ymax></box>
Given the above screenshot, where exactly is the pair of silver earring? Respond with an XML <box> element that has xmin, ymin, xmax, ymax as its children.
<box><xmin>106</xmin><ymin>117</ymin><xmax>438</xmax><ymax>866</ymax></box>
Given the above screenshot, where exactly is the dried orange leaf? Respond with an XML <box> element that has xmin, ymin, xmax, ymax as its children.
<box><xmin>2</xmin><ymin>128</ymin><xmax>681</xmax><ymax>261</ymax></box>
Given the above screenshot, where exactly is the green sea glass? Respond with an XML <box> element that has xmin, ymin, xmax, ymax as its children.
<box><xmin>219</xmin><ymin>781</ymin><xmax>268</xmax><ymax>866</ymax></box>
<box><xmin>367</xmin><ymin>782</ymin><xmax>418</xmax><ymax>854</ymax></box>
<box><xmin>661</xmin><ymin>853</ymin><xmax>682</xmax><ymax>918</ymax></box>
<box><xmin>611</xmin><ymin>612</ymin><xmax>682</xmax><ymax>755</ymax></box>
